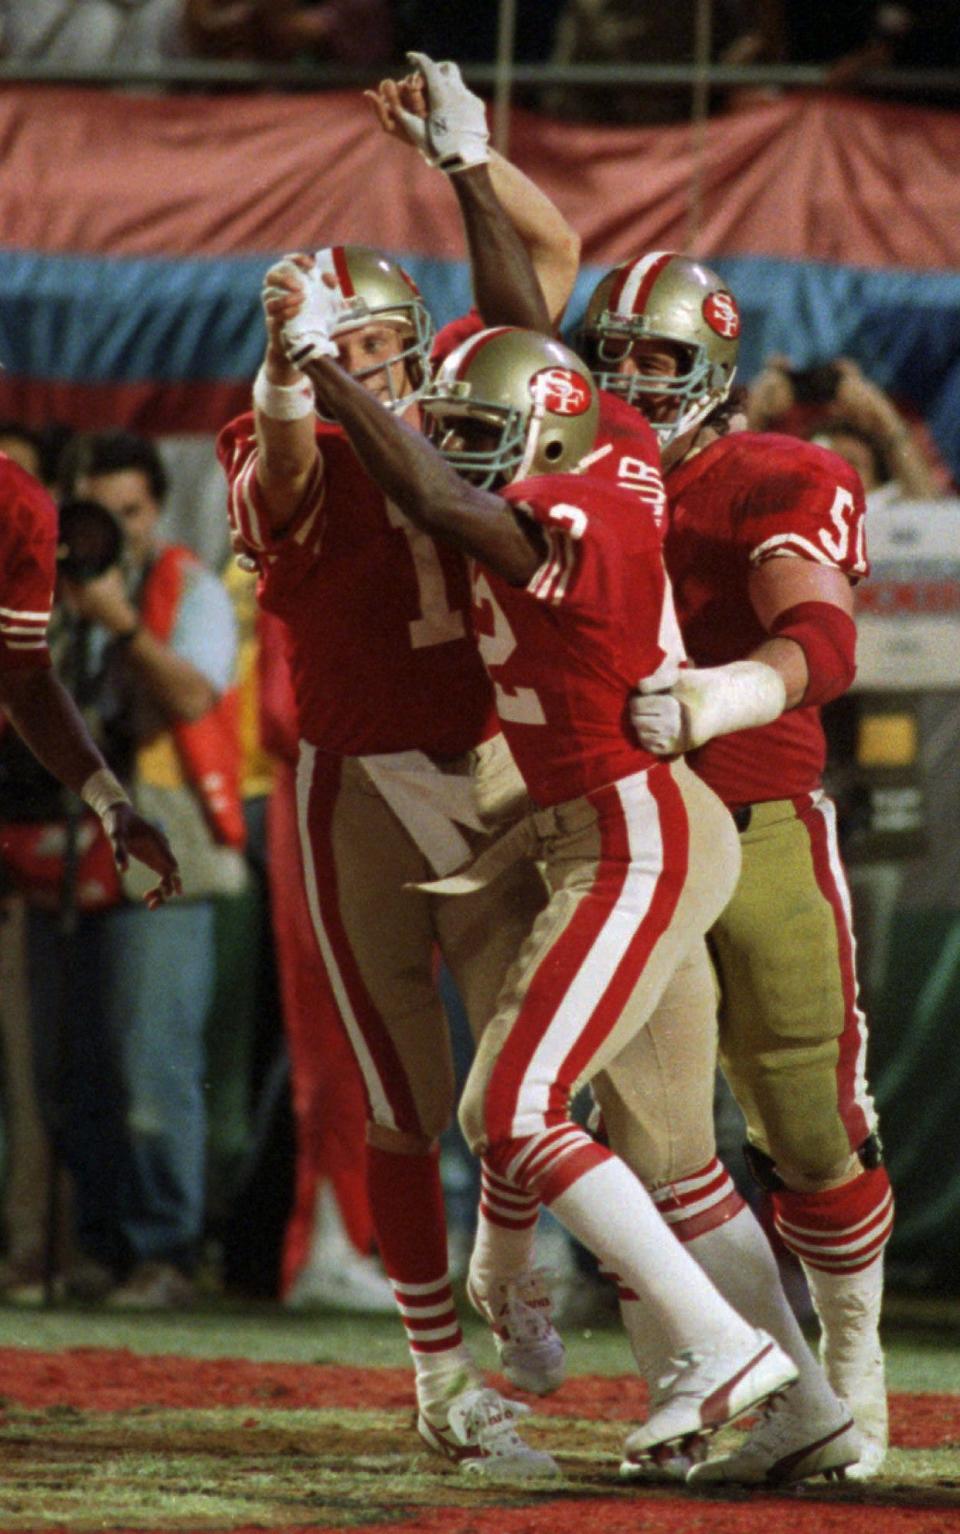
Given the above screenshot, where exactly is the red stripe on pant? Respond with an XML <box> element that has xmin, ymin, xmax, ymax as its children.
<box><xmin>299</xmin><ymin>747</ymin><xmax>421</xmax><ymax>1133</ymax></box>
<box><xmin>799</xmin><ymin>794</ymin><xmax>872</xmax><ymax>1152</ymax></box>
<box><xmin>483</xmin><ymin>767</ymin><xmax>687</xmax><ymax>1150</ymax></box>
<box><xmin>268</xmin><ymin>761</ymin><xmax>374</xmax><ymax>1291</ymax></box>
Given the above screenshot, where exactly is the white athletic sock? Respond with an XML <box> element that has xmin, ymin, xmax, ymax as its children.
<box><xmin>413</xmin><ymin>1342</ymin><xmax>482</xmax><ymax>1418</ymax></box>
<box><xmin>687</xmin><ymin>1205</ymin><xmax>841</xmax><ymax>1414</ymax></box>
<box><xmin>547</xmin><ymin>1158</ymin><xmax>757</xmax><ymax>1357</ymax></box>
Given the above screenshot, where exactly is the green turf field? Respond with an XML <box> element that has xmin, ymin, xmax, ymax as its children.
<box><xmin>3</xmin><ymin>1292</ymin><xmax>959</xmax><ymax>1390</ymax></box>
<box><xmin>2</xmin><ymin>1294</ymin><xmax>959</xmax><ymax>1533</ymax></box>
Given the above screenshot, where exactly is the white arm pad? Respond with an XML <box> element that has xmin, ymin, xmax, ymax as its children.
<box><xmin>631</xmin><ymin>660</ymin><xmax>787</xmax><ymax>755</ymax></box>
<box><xmin>671</xmin><ymin>661</ymin><xmax>787</xmax><ymax>749</ymax></box>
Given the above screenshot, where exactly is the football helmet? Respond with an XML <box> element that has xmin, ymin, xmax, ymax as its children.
<box><xmin>422</xmin><ymin>327</ymin><xmax>598</xmax><ymax>490</ymax></box>
<box><xmin>314</xmin><ymin>245</ymin><xmax>434</xmax><ymax>412</ymax></box>
<box><xmin>578</xmin><ymin>252</ymin><xmax>740</xmax><ymax>445</ymax></box>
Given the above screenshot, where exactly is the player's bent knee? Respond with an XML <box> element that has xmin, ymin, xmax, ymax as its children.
<box><xmin>776</xmin><ymin>1149</ymin><xmax>865</xmax><ymax>1193</ymax></box>
<box><xmin>457</xmin><ymin>1091</ymin><xmax>486</xmax><ymax>1157</ymax></box>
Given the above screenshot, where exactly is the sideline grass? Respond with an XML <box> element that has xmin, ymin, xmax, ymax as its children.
<box><xmin>3</xmin><ymin>1298</ymin><xmax>960</xmax><ymax>1393</ymax></box>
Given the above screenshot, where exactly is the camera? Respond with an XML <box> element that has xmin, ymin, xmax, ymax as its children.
<box><xmin>56</xmin><ymin>498</ymin><xmax>124</xmax><ymax>584</ymax></box>
<box><xmin>789</xmin><ymin>363</ymin><xmax>842</xmax><ymax>406</ymax></box>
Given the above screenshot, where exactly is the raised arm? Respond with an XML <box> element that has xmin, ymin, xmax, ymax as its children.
<box><xmin>280</xmin><ymin>271</ymin><xmax>542</xmax><ymax>583</ymax></box>
<box><xmin>367</xmin><ymin>56</ymin><xmax>580</xmax><ymax>328</ymax></box>
<box><xmin>253</xmin><ymin>255</ymin><xmax>322</xmax><ymax>533</ymax></box>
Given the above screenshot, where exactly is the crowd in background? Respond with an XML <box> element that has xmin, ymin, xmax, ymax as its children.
<box><xmin>1</xmin><ymin>2</ymin><xmax>957</xmax><ymax>114</ymax></box>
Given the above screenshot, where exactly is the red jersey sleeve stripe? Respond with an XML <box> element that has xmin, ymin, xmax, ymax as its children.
<box><xmin>230</xmin><ymin>452</ymin><xmax>265</xmax><ymax>548</ymax></box>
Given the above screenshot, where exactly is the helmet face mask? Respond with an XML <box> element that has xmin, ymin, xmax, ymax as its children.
<box><xmin>579</xmin><ymin>252</ymin><xmax>740</xmax><ymax>446</ymax></box>
<box><xmin>314</xmin><ymin>245</ymin><xmax>435</xmax><ymax>415</ymax></box>
<box><xmin>423</xmin><ymin>328</ymin><xmax>598</xmax><ymax>491</ymax></box>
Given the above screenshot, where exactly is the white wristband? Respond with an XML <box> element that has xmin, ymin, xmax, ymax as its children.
<box><xmin>674</xmin><ymin>661</ymin><xmax>787</xmax><ymax>749</ymax></box>
<box><xmin>253</xmin><ymin>365</ymin><xmax>315</xmax><ymax>421</ymax></box>
<box><xmin>80</xmin><ymin>767</ymin><xmax>130</xmax><ymax>819</ymax></box>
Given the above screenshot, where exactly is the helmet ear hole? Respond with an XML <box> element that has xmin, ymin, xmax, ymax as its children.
<box><xmin>544</xmin><ymin>439</ymin><xmax>564</xmax><ymax>463</ymax></box>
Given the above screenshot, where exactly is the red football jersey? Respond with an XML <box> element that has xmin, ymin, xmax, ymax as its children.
<box><xmin>0</xmin><ymin>455</ymin><xmax>55</xmax><ymax>673</ymax></box>
<box><xmin>475</xmin><ymin>472</ymin><xmax>684</xmax><ymax>806</ymax></box>
<box><xmin>664</xmin><ymin>431</ymin><xmax>868</xmax><ymax>804</ymax></box>
<box><xmin>217</xmin><ymin>414</ymin><xmax>495</xmax><ymax>757</ymax></box>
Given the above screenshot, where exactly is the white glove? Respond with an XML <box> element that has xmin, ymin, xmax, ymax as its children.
<box><xmin>631</xmin><ymin>660</ymin><xmax>787</xmax><ymax>755</ymax></box>
<box><xmin>406</xmin><ymin>52</ymin><xmax>490</xmax><ymax>173</ymax></box>
<box><xmin>261</xmin><ymin>256</ymin><xmax>308</xmax><ymax>312</ymax></box>
<box><xmin>630</xmin><ymin>691</ymin><xmax>687</xmax><ymax>755</ymax></box>
<box><xmin>280</xmin><ymin>264</ymin><xmax>343</xmax><ymax>368</ymax></box>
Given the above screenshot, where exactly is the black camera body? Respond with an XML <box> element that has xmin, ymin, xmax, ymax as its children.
<box><xmin>789</xmin><ymin>363</ymin><xmax>842</xmax><ymax>406</ymax></box>
<box><xmin>56</xmin><ymin>498</ymin><xmax>124</xmax><ymax>584</ymax></box>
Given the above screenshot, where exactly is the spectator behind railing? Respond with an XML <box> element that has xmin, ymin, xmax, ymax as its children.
<box><xmin>0</xmin><ymin>0</ymin><xmax>190</xmax><ymax>65</ymax></box>
<box><xmin>15</xmin><ymin>429</ymin><xmax>244</xmax><ymax>1309</ymax></box>
<box><xmin>182</xmin><ymin>0</ymin><xmax>393</xmax><ymax>65</ymax></box>
<box><xmin>745</xmin><ymin>354</ymin><xmax>952</xmax><ymax>509</ymax></box>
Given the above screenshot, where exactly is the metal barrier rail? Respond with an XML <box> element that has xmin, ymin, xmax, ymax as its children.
<box><xmin>0</xmin><ymin>60</ymin><xmax>956</xmax><ymax>95</ymax></box>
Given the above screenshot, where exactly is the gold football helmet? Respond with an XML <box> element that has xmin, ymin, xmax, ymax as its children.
<box><xmin>422</xmin><ymin>326</ymin><xmax>598</xmax><ymax>489</ymax></box>
<box><xmin>314</xmin><ymin>245</ymin><xmax>434</xmax><ymax>410</ymax></box>
<box><xmin>579</xmin><ymin>252</ymin><xmax>740</xmax><ymax>444</ymax></box>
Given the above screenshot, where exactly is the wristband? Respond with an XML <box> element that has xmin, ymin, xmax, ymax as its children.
<box><xmin>253</xmin><ymin>365</ymin><xmax>315</xmax><ymax>421</ymax></box>
<box><xmin>80</xmin><ymin>767</ymin><xmax>130</xmax><ymax>819</ymax></box>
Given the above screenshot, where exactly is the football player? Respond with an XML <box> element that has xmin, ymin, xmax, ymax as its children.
<box><xmin>365</xmin><ymin>58</ymin><xmax>870</xmax><ymax>1484</ymax></box>
<box><xmin>283</xmin><ymin>285</ymin><xmax>802</xmax><ymax>1469</ymax></box>
<box><xmin>0</xmin><ymin>452</ymin><xmax>180</xmax><ymax>906</ymax></box>
<box><xmin>218</xmin><ymin>237</ymin><xmax>567</xmax><ymax>1475</ymax></box>
<box><xmin>364</xmin><ymin>54</ymin><xmax>866</xmax><ymax>1487</ymax></box>
<box><xmin>586</xmin><ymin>253</ymin><xmax>892</xmax><ymax>1481</ymax></box>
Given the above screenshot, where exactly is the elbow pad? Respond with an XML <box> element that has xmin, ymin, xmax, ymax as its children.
<box><xmin>769</xmin><ymin>600</ymin><xmax>857</xmax><ymax>706</ymax></box>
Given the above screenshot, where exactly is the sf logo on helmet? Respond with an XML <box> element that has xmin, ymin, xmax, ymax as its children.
<box><xmin>703</xmin><ymin>291</ymin><xmax>741</xmax><ymax>340</ymax></box>
<box><xmin>530</xmin><ymin>367</ymin><xmax>592</xmax><ymax>416</ymax></box>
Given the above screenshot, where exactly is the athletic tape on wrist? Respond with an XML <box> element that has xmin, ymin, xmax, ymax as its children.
<box><xmin>676</xmin><ymin>660</ymin><xmax>787</xmax><ymax>747</ymax></box>
<box><xmin>253</xmin><ymin>365</ymin><xmax>315</xmax><ymax>421</ymax></box>
<box><xmin>769</xmin><ymin>601</ymin><xmax>857</xmax><ymax>706</ymax></box>
<box><xmin>80</xmin><ymin>767</ymin><xmax>130</xmax><ymax>819</ymax></box>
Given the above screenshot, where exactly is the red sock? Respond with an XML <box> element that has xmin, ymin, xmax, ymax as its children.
<box><xmin>772</xmin><ymin>1166</ymin><xmax>894</xmax><ymax>1275</ymax></box>
<box><xmin>367</xmin><ymin>1144</ymin><xmax>463</xmax><ymax>1358</ymax></box>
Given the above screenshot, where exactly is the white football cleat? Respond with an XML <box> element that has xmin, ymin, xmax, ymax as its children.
<box><xmin>467</xmin><ymin>1269</ymin><xmax>566</xmax><ymax>1395</ymax></box>
<box><xmin>620</xmin><ymin>1329</ymin><xmax>798</xmax><ymax>1472</ymax></box>
<box><xmin>417</xmin><ymin>1384</ymin><xmax>560</xmax><ymax>1479</ymax></box>
<box><xmin>686</xmin><ymin>1393</ymin><xmax>860</xmax><ymax>1486</ymax></box>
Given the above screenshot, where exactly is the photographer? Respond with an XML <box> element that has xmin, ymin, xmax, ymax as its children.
<box><xmin>0</xmin><ymin>445</ymin><xmax>180</xmax><ymax>1298</ymax></box>
<box><xmin>20</xmin><ymin>430</ymin><xmax>243</xmax><ymax>1308</ymax></box>
<box><xmin>746</xmin><ymin>353</ymin><xmax>943</xmax><ymax>503</ymax></box>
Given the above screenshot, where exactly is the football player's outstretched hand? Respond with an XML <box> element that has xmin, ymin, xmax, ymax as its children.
<box><xmin>281</xmin><ymin>263</ymin><xmax>342</xmax><ymax>368</ymax></box>
<box><xmin>405</xmin><ymin>52</ymin><xmax>489</xmax><ymax>173</ymax></box>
